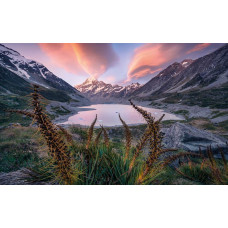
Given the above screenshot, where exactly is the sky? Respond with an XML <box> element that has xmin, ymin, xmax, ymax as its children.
<box><xmin>3</xmin><ymin>43</ymin><xmax>225</xmax><ymax>86</ymax></box>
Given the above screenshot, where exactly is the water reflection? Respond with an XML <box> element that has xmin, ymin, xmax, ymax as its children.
<box><xmin>62</xmin><ymin>104</ymin><xmax>182</xmax><ymax>127</ymax></box>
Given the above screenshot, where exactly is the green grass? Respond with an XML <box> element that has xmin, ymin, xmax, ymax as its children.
<box><xmin>152</xmin><ymin>166</ymin><xmax>178</xmax><ymax>184</ymax></box>
<box><xmin>202</xmin><ymin>122</ymin><xmax>216</xmax><ymax>130</ymax></box>
<box><xmin>69</xmin><ymin>126</ymin><xmax>88</xmax><ymax>142</ymax></box>
<box><xmin>0</xmin><ymin>94</ymin><xmax>31</xmax><ymax>127</ymax></box>
<box><xmin>211</xmin><ymin>111</ymin><xmax>228</xmax><ymax>119</ymax></box>
<box><xmin>161</xmin><ymin>120</ymin><xmax>185</xmax><ymax>127</ymax></box>
<box><xmin>179</xmin><ymin>164</ymin><xmax>213</xmax><ymax>184</ymax></box>
<box><xmin>174</xmin><ymin>109</ymin><xmax>189</xmax><ymax>116</ymax></box>
<box><xmin>218</xmin><ymin>120</ymin><xmax>228</xmax><ymax>131</ymax></box>
<box><xmin>1</xmin><ymin>124</ymin><xmax>226</xmax><ymax>185</ymax></box>
<box><xmin>0</xmin><ymin>127</ymin><xmax>42</xmax><ymax>172</ymax></box>
<box><xmin>149</xmin><ymin>83</ymin><xmax>228</xmax><ymax>109</ymax></box>
<box><xmin>51</xmin><ymin>106</ymin><xmax>71</xmax><ymax>115</ymax></box>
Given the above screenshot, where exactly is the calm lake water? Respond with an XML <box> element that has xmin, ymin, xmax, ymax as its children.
<box><xmin>62</xmin><ymin>104</ymin><xmax>182</xmax><ymax>127</ymax></box>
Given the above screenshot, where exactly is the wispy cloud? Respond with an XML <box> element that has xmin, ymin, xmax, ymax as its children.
<box><xmin>126</xmin><ymin>43</ymin><xmax>211</xmax><ymax>81</ymax></box>
<box><xmin>187</xmin><ymin>43</ymin><xmax>211</xmax><ymax>54</ymax></box>
<box><xmin>39</xmin><ymin>43</ymin><xmax>118</xmax><ymax>79</ymax></box>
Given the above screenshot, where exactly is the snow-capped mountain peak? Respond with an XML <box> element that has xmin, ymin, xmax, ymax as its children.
<box><xmin>181</xmin><ymin>59</ymin><xmax>194</xmax><ymax>68</ymax></box>
<box><xmin>84</xmin><ymin>76</ymin><xmax>98</xmax><ymax>84</ymax></box>
<box><xmin>75</xmin><ymin>78</ymin><xmax>141</xmax><ymax>102</ymax></box>
<box><xmin>0</xmin><ymin>44</ymin><xmax>79</xmax><ymax>93</ymax></box>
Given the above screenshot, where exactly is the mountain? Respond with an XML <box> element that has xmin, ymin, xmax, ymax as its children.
<box><xmin>131</xmin><ymin>44</ymin><xmax>228</xmax><ymax>108</ymax></box>
<box><xmin>0</xmin><ymin>44</ymin><xmax>89</xmax><ymax>104</ymax></box>
<box><xmin>75</xmin><ymin>77</ymin><xmax>141</xmax><ymax>103</ymax></box>
<box><xmin>132</xmin><ymin>59</ymin><xmax>194</xmax><ymax>97</ymax></box>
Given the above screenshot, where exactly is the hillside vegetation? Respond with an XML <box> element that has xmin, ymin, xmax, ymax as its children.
<box><xmin>1</xmin><ymin>85</ymin><xmax>227</xmax><ymax>185</ymax></box>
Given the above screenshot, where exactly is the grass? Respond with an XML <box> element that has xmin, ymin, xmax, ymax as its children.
<box><xmin>173</xmin><ymin>109</ymin><xmax>189</xmax><ymax>120</ymax></box>
<box><xmin>2</xmin><ymin>85</ymin><xmax>227</xmax><ymax>185</ymax></box>
<box><xmin>202</xmin><ymin>123</ymin><xmax>216</xmax><ymax>130</ymax></box>
<box><xmin>211</xmin><ymin>111</ymin><xmax>228</xmax><ymax>119</ymax></box>
<box><xmin>146</xmin><ymin>83</ymin><xmax>228</xmax><ymax>109</ymax></box>
<box><xmin>51</xmin><ymin>106</ymin><xmax>71</xmax><ymax>115</ymax></box>
<box><xmin>0</xmin><ymin>95</ymin><xmax>32</xmax><ymax>127</ymax></box>
<box><xmin>218</xmin><ymin>120</ymin><xmax>228</xmax><ymax>132</ymax></box>
<box><xmin>184</xmin><ymin>117</ymin><xmax>228</xmax><ymax>139</ymax></box>
<box><xmin>161</xmin><ymin>120</ymin><xmax>185</xmax><ymax>128</ymax></box>
<box><xmin>178</xmin><ymin>164</ymin><xmax>213</xmax><ymax>184</ymax></box>
<box><xmin>1</xmin><ymin>124</ymin><xmax>227</xmax><ymax>185</ymax></box>
<box><xmin>173</xmin><ymin>110</ymin><xmax>189</xmax><ymax>115</ymax></box>
<box><xmin>0</xmin><ymin>126</ymin><xmax>44</xmax><ymax>172</ymax></box>
<box><xmin>69</xmin><ymin>125</ymin><xmax>88</xmax><ymax>142</ymax></box>
<box><xmin>4</xmin><ymin>86</ymin><xmax>199</xmax><ymax>185</ymax></box>
<box><xmin>162</xmin><ymin>85</ymin><xmax>228</xmax><ymax>109</ymax></box>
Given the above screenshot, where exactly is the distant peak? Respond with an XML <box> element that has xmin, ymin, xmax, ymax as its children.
<box><xmin>84</xmin><ymin>76</ymin><xmax>98</xmax><ymax>84</ymax></box>
<box><xmin>181</xmin><ymin>59</ymin><xmax>194</xmax><ymax>67</ymax></box>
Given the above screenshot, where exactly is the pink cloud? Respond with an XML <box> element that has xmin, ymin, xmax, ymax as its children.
<box><xmin>187</xmin><ymin>43</ymin><xmax>211</xmax><ymax>54</ymax></box>
<box><xmin>39</xmin><ymin>43</ymin><xmax>117</xmax><ymax>79</ymax></box>
<box><xmin>127</xmin><ymin>43</ymin><xmax>211</xmax><ymax>81</ymax></box>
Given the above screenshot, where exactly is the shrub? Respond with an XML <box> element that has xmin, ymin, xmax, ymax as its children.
<box><xmin>6</xmin><ymin>85</ymin><xmax>197</xmax><ymax>185</ymax></box>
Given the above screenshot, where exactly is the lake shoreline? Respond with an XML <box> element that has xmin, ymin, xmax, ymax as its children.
<box><xmin>54</xmin><ymin>102</ymin><xmax>184</xmax><ymax>127</ymax></box>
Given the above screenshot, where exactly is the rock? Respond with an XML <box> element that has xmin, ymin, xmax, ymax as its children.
<box><xmin>0</xmin><ymin>168</ymin><xmax>49</xmax><ymax>185</ymax></box>
<box><xmin>163</xmin><ymin>122</ymin><xmax>227</xmax><ymax>153</ymax></box>
<box><xmin>8</xmin><ymin>123</ymin><xmax>22</xmax><ymax>128</ymax></box>
<box><xmin>211</xmin><ymin>115</ymin><xmax>228</xmax><ymax>124</ymax></box>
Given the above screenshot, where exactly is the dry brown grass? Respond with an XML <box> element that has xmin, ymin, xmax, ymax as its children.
<box><xmin>5</xmin><ymin>91</ymin><xmax>199</xmax><ymax>185</ymax></box>
<box><xmin>6</xmin><ymin>85</ymin><xmax>74</xmax><ymax>184</ymax></box>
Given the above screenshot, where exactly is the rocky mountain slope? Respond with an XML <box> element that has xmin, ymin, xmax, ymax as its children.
<box><xmin>0</xmin><ymin>44</ymin><xmax>89</xmax><ymax>104</ymax></box>
<box><xmin>131</xmin><ymin>44</ymin><xmax>228</xmax><ymax>109</ymax></box>
<box><xmin>132</xmin><ymin>59</ymin><xmax>194</xmax><ymax>97</ymax></box>
<box><xmin>75</xmin><ymin>76</ymin><xmax>141</xmax><ymax>103</ymax></box>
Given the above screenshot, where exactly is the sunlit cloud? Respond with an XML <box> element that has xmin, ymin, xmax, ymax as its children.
<box><xmin>127</xmin><ymin>43</ymin><xmax>211</xmax><ymax>81</ymax></box>
<box><xmin>187</xmin><ymin>43</ymin><xmax>211</xmax><ymax>54</ymax></box>
<box><xmin>39</xmin><ymin>43</ymin><xmax>118</xmax><ymax>79</ymax></box>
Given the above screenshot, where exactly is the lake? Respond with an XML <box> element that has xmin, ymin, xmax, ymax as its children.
<box><xmin>62</xmin><ymin>104</ymin><xmax>182</xmax><ymax>127</ymax></box>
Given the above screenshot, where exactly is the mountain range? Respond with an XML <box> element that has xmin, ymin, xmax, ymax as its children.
<box><xmin>76</xmin><ymin>44</ymin><xmax>228</xmax><ymax>108</ymax></box>
<box><xmin>132</xmin><ymin>44</ymin><xmax>228</xmax><ymax>109</ymax></box>
<box><xmin>0</xmin><ymin>44</ymin><xmax>88</xmax><ymax>104</ymax></box>
<box><xmin>133</xmin><ymin>44</ymin><xmax>228</xmax><ymax>98</ymax></box>
<box><xmin>75</xmin><ymin>77</ymin><xmax>141</xmax><ymax>102</ymax></box>
<box><xmin>1</xmin><ymin>43</ymin><xmax>228</xmax><ymax>111</ymax></box>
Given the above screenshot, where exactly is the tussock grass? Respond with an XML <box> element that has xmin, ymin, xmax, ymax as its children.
<box><xmin>5</xmin><ymin>86</ymin><xmax>202</xmax><ymax>185</ymax></box>
<box><xmin>176</xmin><ymin>146</ymin><xmax>228</xmax><ymax>184</ymax></box>
<box><xmin>0</xmin><ymin>126</ymin><xmax>42</xmax><ymax>173</ymax></box>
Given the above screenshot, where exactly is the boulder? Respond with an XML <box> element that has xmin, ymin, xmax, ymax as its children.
<box><xmin>163</xmin><ymin>122</ymin><xmax>227</xmax><ymax>153</ymax></box>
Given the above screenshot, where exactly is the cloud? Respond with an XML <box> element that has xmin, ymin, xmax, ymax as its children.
<box><xmin>127</xmin><ymin>43</ymin><xmax>211</xmax><ymax>81</ymax></box>
<box><xmin>187</xmin><ymin>43</ymin><xmax>211</xmax><ymax>54</ymax></box>
<box><xmin>39</xmin><ymin>43</ymin><xmax>117</xmax><ymax>79</ymax></box>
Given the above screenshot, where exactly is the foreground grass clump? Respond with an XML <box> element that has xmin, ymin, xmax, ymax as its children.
<box><xmin>0</xmin><ymin>126</ymin><xmax>42</xmax><ymax>172</ymax></box>
<box><xmin>175</xmin><ymin>146</ymin><xmax>228</xmax><ymax>184</ymax></box>
<box><xmin>6</xmin><ymin>85</ymin><xmax>200</xmax><ymax>185</ymax></box>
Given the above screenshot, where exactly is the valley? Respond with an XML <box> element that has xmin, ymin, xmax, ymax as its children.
<box><xmin>0</xmin><ymin>43</ymin><xmax>228</xmax><ymax>185</ymax></box>
<box><xmin>1</xmin><ymin>43</ymin><xmax>227</xmax><ymax>139</ymax></box>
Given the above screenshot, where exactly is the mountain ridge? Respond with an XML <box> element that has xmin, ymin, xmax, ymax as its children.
<box><xmin>132</xmin><ymin>59</ymin><xmax>194</xmax><ymax>97</ymax></box>
<box><xmin>132</xmin><ymin>44</ymin><xmax>228</xmax><ymax>99</ymax></box>
<box><xmin>0</xmin><ymin>44</ymin><xmax>89</xmax><ymax>105</ymax></box>
<box><xmin>75</xmin><ymin>76</ymin><xmax>141</xmax><ymax>103</ymax></box>
<box><xmin>0</xmin><ymin>44</ymin><xmax>80</xmax><ymax>94</ymax></box>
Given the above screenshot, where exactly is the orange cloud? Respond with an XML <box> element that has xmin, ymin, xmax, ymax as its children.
<box><xmin>127</xmin><ymin>44</ymin><xmax>183</xmax><ymax>80</ymax></box>
<box><xmin>187</xmin><ymin>43</ymin><xmax>211</xmax><ymax>54</ymax></box>
<box><xmin>39</xmin><ymin>43</ymin><xmax>117</xmax><ymax>78</ymax></box>
<box><xmin>127</xmin><ymin>43</ymin><xmax>211</xmax><ymax>81</ymax></box>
